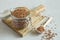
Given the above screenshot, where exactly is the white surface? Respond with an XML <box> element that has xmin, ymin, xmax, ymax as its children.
<box><xmin>0</xmin><ymin>0</ymin><xmax>60</xmax><ymax>40</ymax></box>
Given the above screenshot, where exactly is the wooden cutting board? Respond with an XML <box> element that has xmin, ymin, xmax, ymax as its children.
<box><xmin>2</xmin><ymin>15</ymin><xmax>45</xmax><ymax>37</ymax></box>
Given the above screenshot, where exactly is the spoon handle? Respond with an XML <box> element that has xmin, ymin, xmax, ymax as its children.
<box><xmin>43</xmin><ymin>17</ymin><xmax>53</xmax><ymax>27</ymax></box>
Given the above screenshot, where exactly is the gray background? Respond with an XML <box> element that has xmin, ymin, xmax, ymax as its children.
<box><xmin>0</xmin><ymin>0</ymin><xmax>60</xmax><ymax>40</ymax></box>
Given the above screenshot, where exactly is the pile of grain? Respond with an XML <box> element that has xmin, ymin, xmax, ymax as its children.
<box><xmin>41</xmin><ymin>29</ymin><xmax>57</xmax><ymax>40</ymax></box>
<box><xmin>40</xmin><ymin>22</ymin><xmax>57</xmax><ymax>40</ymax></box>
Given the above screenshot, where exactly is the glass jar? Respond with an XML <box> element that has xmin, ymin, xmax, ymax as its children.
<box><xmin>11</xmin><ymin>7</ymin><xmax>30</xmax><ymax>30</ymax></box>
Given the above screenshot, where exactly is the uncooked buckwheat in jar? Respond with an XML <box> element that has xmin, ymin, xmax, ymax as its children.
<box><xmin>11</xmin><ymin>7</ymin><xmax>30</xmax><ymax>30</ymax></box>
<box><xmin>11</xmin><ymin>7</ymin><xmax>29</xmax><ymax>18</ymax></box>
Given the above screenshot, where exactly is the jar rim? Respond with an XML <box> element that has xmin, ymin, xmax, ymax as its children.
<box><xmin>11</xmin><ymin>7</ymin><xmax>30</xmax><ymax>19</ymax></box>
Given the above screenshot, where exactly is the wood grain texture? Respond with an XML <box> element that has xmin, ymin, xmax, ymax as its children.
<box><xmin>2</xmin><ymin>16</ymin><xmax>45</xmax><ymax>37</ymax></box>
